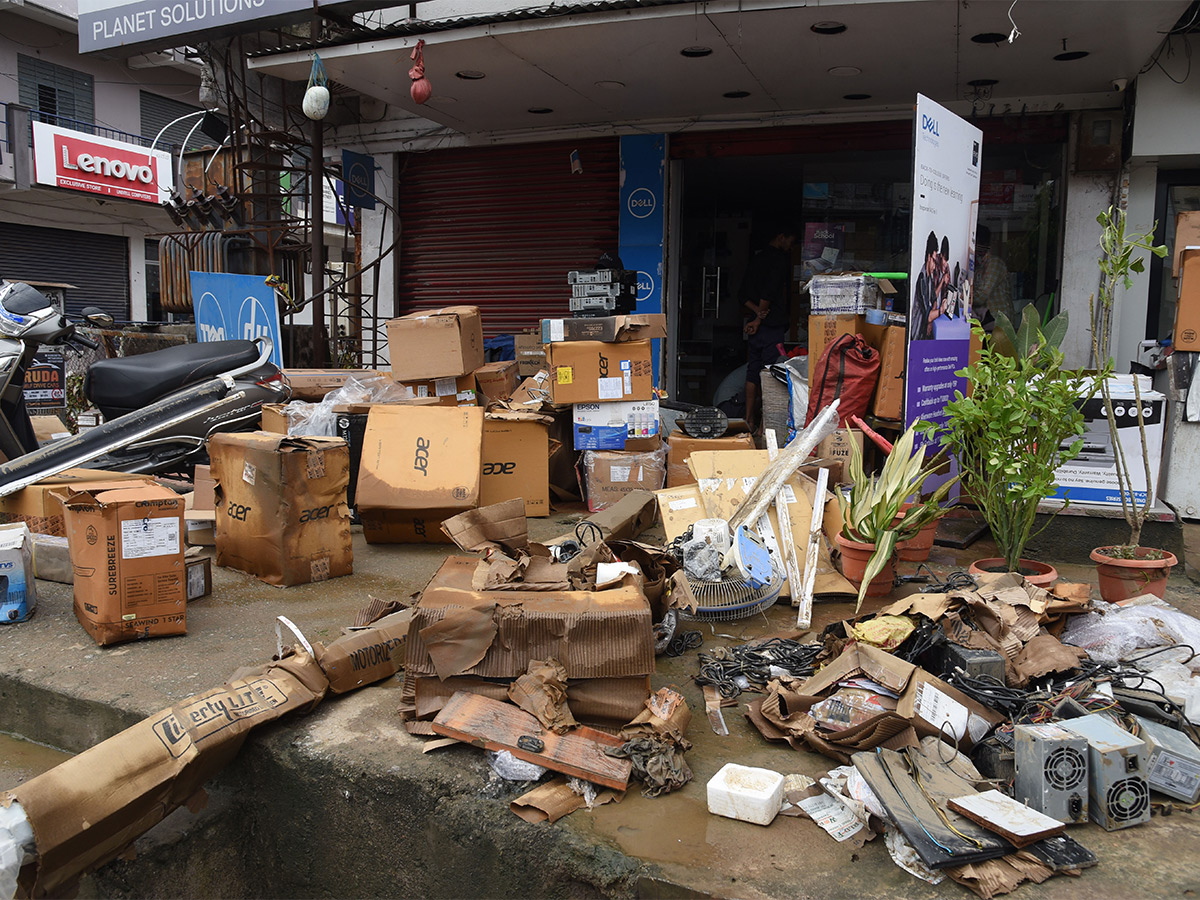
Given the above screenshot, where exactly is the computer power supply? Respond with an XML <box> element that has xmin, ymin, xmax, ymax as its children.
<box><xmin>1061</xmin><ymin>714</ymin><xmax>1151</xmax><ymax>831</ymax></box>
<box><xmin>1014</xmin><ymin>723</ymin><xmax>1089</xmax><ymax>824</ymax></box>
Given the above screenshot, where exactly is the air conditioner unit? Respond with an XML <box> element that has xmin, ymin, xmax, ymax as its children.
<box><xmin>1061</xmin><ymin>714</ymin><xmax>1151</xmax><ymax>831</ymax></box>
<box><xmin>1014</xmin><ymin>723</ymin><xmax>1089</xmax><ymax>824</ymax></box>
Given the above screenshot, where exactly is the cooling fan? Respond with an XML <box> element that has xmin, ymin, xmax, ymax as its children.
<box><xmin>1106</xmin><ymin>778</ymin><xmax>1150</xmax><ymax>823</ymax></box>
<box><xmin>1045</xmin><ymin>746</ymin><xmax>1087</xmax><ymax>792</ymax></box>
<box><xmin>675</xmin><ymin>523</ymin><xmax>785</xmax><ymax>622</ymax></box>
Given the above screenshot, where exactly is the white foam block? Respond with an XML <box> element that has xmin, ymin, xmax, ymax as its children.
<box><xmin>706</xmin><ymin>763</ymin><xmax>785</xmax><ymax>826</ymax></box>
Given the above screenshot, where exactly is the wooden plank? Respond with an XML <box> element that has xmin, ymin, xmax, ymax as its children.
<box><xmin>797</xmin><ymin>466</ymin><xmax>828</xmax><ymax>629</ymax></box>
<box><xmin>948</xmin><ymin>791</ymin><xmax>1065</xmax><ymax>848</ymax></box>
<box><xmin>765</xmin><ymin>429</ymin><xmax>804</xmax><ymax>609</ymax></box>
<box><xmin>431</xmin><ymin>691</ymin><xmax>632</xmax><ymax>790</ymax></box>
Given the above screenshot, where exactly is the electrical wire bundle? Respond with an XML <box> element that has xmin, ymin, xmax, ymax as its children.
<box><xmin>694</xmin><ymin>637</ymin><xmax>822</xmax><ymax>699</ymax></box>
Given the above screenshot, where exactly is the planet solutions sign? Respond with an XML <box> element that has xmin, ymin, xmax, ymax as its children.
<box><xmin>32</xmin><ymin>122</ymin><xmax>171</xmax><ymax>204</ymax></box>
<box><xmin>79</xmin><ymin>0</ymin><xmax>375</xmax><ymax>53</ymax></box>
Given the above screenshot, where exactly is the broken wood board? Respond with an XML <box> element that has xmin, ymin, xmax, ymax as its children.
<box><xmin>431</xmin><ymin>691</ymin><xmax>632</xmax><ymax>790</ymax></box>
<box><xmin>948</xmin><ymin>791</ymin><xmax>1065</xmax><ymax>848</ymax></box>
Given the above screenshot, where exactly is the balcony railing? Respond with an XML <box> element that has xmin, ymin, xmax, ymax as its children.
<box><xmin>2</xmin><ymin>103</ymin><xmax>180</xmax><ymax>155</ymax></box>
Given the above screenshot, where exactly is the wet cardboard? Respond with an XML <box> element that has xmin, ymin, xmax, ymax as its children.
<box><xmin>406</xmin><ymin>556</ymin><xmax>655</xmax><ymax>681</ymax></box>
<box><xmin>654</xmin><ymin>484</ymin><xmax>706</xmax><ymax>542</ymax></box>
<box><xmin>474</xmin><ymin>360</ymin><xmax>519</xmax><ymax>403</ymax></box>
<box><xmin>546</xmin><ymin>340</ymin><xmax>654</xmax><ymax>404</ymax></box>
<box><xmin>0</xmin><ymin>468</ymin><xmax>154</xmax><ymax>537</ymax></box>
<box><xmin>356</xmin><ymin>405</ymin><xmax>484</xmax><ymax>544</ymax></box>
<box><xmin>191</xmin><ymin>464</ymin><xmax>216</xmax><ymax>511</ymax></box>
<box><xmin>1</xmin><ymin>652</ymin><xmax>328</xmax><ymax>898</ymax></box>
<box><xmin>582</xmin><ymin>445</ymin><xmax>666</xmax><ymax>512</ymax></box>
<box><xmin>283</xmin><ymin>369</ymin><xmax>387</xmax><ymax>401</ymax></box>
<box><xmin>1178</xmin><ymin>247</ymin><xmax>1200</xmax><ymax>352</ymax></box>
<box><xmin>57</xmin><ymin>483</ymin><xmax>186</xmax><ymax>647</ymax></box>
<box><xmin>209</xmin><ymin>433</ymin><xmax>353</xmax><ymax>587</ymax></box>
<box><xmin>807</xmin><ymin>314</ymin><xmax>867</xmax><ymax>383</ymax></box>
<box><xmin>386</xmin><ymin>306</ymin><xmax>485</xmax><ymax>381</ymax></box>
<box><xmin>872</xmin><ymin>325</ymin><xmax>906</xmax><ymax>420</ymax></box>
<box><xmin>315</xmin><ymin>609</ymin><xmax>413</xmax><ymax>694</ymax></box>
<box><xmin>540</xmin><ymin>314</ymin><xmax>667</xmax><ymax>344</ymax></box>
<box><xmin>666</xmin><ymin>432</ymin><xmax>756</xmax><ymax>487</ymax></box>
<box><xmin>814</xmin><ymin>429</ymin><xmax>864</xmax><ymax>466</ymax></box>
<box><xmin>481</xmin><ymin>416</ymin><xmax>550</xmax><ymax>516</ymax></box>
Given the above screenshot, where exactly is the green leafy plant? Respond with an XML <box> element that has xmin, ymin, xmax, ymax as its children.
<box><xmin>922</xmin><ymin>314</ymin><xmax>1101</xmax><ymax>572</ymax></box>
<box><xmin>1089</xmin><ymin>206</ymin><xmax>1169</xmax><ymax>551</ymax></box>
<box><xmin>838</xmin><ymin>423</ymin><xmax>957</xmax><ymax>610</ymax></box>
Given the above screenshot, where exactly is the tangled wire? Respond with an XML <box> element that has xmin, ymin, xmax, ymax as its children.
<box><xmin>694</xmin><ymin>637</ymin><xmax>823</xmax><ymax>699</ymax></box>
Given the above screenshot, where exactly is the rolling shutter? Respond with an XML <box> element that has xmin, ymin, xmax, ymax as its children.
<box><xmin>0</xmin><ymin>222</ymin><xmax>129</xmax><ymax>319</ymax></box>
<box><xmin>397</xmin><ymin>138</ymin><xmax>620</xmax><ymax>336</ymax></box>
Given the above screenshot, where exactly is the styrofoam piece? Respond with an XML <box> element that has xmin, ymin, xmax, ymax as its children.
<box><xmin>707</xmin><ymin>763</ymin><xmax>785</xmax><ymax>826</ymax></box>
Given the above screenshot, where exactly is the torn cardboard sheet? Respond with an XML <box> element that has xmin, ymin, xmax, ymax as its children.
<box><xmin>944</xmin><ymin>851</ymin><xmax>1056</xmax><ymax>900</ymax></box>
<box><xmin>315</xmin><ymin>609</ymin><xmax>413</xmax><ymax>694</ymax></box>
<box><xmin>620</xmin><ymin>686</ymin><xmax>691</xmax><ymax>747</ymax></box>
<box><xmin>510</xmin><ymin>776</ymin><xmax>621</xmax><ymax>824</ymax></box>
<box><xmin>508</xmin><ymin>658</ymin><xmax>578</xmax><ymax>734</ymax></box>
<box><xmin>418</xmin><ymin>603</ymin><xmax>499</xmax><ymax>681</ymax></box>
<box><xmin>441</xmin><ymin>499</ymin><xmax>529</xmax><ymax>554</ymax></box>
<box><xmin>1010</xmin><ymin>634</ymin><xmax>1089</xmax><ymax>685</ymax></box>
<box><xmin>2</xmin><ymin>651</ymin><xmax>328</xmax><ymax>898</ymax></box>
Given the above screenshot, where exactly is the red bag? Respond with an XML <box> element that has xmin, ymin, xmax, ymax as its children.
<box><xmin>806</xmin><ymin>333</ymin><xmax>881</xmax><ymax>427</ymax></box>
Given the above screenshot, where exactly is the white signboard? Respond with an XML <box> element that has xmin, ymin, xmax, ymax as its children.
<box><xmin>32</xmin><ymin>121</ymin><xmax>172</xmax><ymax>205</ymax></box>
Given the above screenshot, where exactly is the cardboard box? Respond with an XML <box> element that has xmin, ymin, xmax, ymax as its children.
<box><xmin>0</xmin><ymin>523</ymin><xmax>36</xmax><ymax>623</ymax></box>
<box><xmin>666</xmin><ymin>432</ymin><xmax>756</xmax><ymax>487</ymax></box>
<box><xmin>1176</xmin><ymin>247</ymin><xmax>1200</xmax><ymax>352</ymax></box>
<box><xmin>315</xmin><ymin>609</ymin><xmax>413</xmax><ymax>694</ymax></box>
<box><xmin>807</xmin><ymin>314</ymin><xmax>866</xmax><ymax>384</ymax></box>
<box><xmin>541</xmin><ymin>314</ymin><xmax>667</xmax><ymax>344</ymax></box>
<box><xmin>58</xmin><ymin>483</ymin><xmax>186</xmax><ymax>646</ymax></box>
<box><xmin>474</xmin><ymin>360</ymin><xmax>519</xmax><ymax>404</ymax></box>
<box><xmin>0</xmin><ymin>468</ymin><xmax>154</xmax><ymax>536</ymax></box>
<box><xmin>547</xmin><ymin>340</ymin><xmax>654</xmax><ymax>404</ymax></box>
<box><xmin>31</xmin><ymin>415</ymin><xmax>69</xmax><ymax>444</ymax></box>
<box><xmin>356</xmin><ymin>405</ymin><xmax>484</xmax><ymax>544</ymax></box>
<box><xmin>872</xmin><ymin>326</ymin><xmax>906</xmax><ymax>420</ymax></box>
<box><xmin>573</xmin><ymin>399</ymin><xmax>660</xmax><ymax>450</ymax></box>
<box><xmin>186</xmin><ymin>556</ymin><xmax>212</xmax><ymax>601</ymax></box>
<box><xmin>1049</xmin><ymin>381</ymin><xmax>1165</xmax><ymax>507</ymax></box>
<box><xmin>512</xmin><ymin>370</ymin><xmax>554</xmax><ymax>405</ymax></box>
<box><xmin>653</xmin><ymin>484</ymin><xmax>706</xmax><ymax>542</ymax></box>
<box><xmin>395</xmin><ymin>374</ymin><xmax>478</xmax><ymax>407</ymax></box>
<box><xmin>386</xmin><ymin>306</ymin><xmax>485</xmax><ymax>381</ymax></box>
<box><xmin>209</xmin><ymin>433</ymin><xmax>353</xmax><ymax>586</ymax></box>
<box><xmin>481</xmin><ymin>416</ymin><xmax>550</xmax><ymax>517</ymax></box>
<box><xmin>191</xmin><ymin>464</ymin><xmax>216</xmax><ymax>512</ymax></box>
<box><xmin>283</xmin><ymin>369</ymin><xmax>387</xmax><ymax>401</ymax></box>
<box><xmin>581</xmin><ymin>446</ymin><xmax>666</xmax><ymax>512</ymax></box>
<box><xmin>814</xmin><ymin>429</ymin><xmax>864</xmax><ymax>466</ymax></box>
<box><xmin>514</xmin><ymin>332</ymin><xmax>546</xmax><ymax>376</ymax></box>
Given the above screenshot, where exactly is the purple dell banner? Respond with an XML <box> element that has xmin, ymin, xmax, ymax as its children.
<box><xmin>905</xmin><ymin>95</ymin><xmax>982</xmax><ymax>472</ymax></box>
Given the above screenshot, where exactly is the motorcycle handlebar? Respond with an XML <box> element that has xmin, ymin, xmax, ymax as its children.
<box><xmin>70</xmin><ymin>333</ymin><xmax>100</xmax><ymax>350</ymax></box>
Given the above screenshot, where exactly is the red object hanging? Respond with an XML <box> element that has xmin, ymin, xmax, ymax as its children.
<box><xmin>409</xmin><ymin>39</ymin><xmax>432</xmax><ymax>105</ymax></box>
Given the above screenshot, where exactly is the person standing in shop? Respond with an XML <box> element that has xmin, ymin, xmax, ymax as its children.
<box><xmin>740</xmin><ymin>227</ymin><xmax>796</xmax><ymax>432</ymax></box>
<box><xmin>972</xmin><ymin>225</ymin><xmax>1014</xmax><ymax>326</ymax></box>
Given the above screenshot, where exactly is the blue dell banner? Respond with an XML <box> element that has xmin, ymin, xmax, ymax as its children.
<box><xmin>342</xmin><ymin>149</ymin><xmax>376</xmax><ymax>209</ymax></box>
<box><xmin>618</xmin><ymin>134</ymin><xmax>667</xmax><ymax>385</ymax></box>
<box><xmin>190</xmin><ymin>272</ymin><xmax>284</xmax><ymax>368</ymax></box>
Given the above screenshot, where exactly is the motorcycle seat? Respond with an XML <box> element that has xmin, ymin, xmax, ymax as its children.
<box><xmin>86</xmin><ymin>340</ymin><xmax>262</xmax><ymax>418</ymax></box>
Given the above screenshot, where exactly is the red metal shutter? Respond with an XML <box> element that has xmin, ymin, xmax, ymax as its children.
<box><xmin>397</xmin><ymin>138</ymin><xmax>619</xmax><ymax>336</ymax></box>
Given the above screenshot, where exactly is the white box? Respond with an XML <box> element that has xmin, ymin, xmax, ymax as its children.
<box><xmin>706</xmin><ymin>763</ymin><xmax>784</xmax><ymax>826</ymax></box>
<box><xmin>0</xmin><ymin>523</ymin><xmax>37</xmax><ymax>623</ymax></box>
<box><xmin>572</xmin><ymin>399</ymin><xmax>659</xmax><ymax>450</ymax></box>
<box><xmin>1050</xmin><ymin>380</ymin><xmax>1165</xmax><ymax>507</ymax></box>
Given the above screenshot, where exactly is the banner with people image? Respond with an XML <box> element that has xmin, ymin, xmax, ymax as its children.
<box><xmin>905</xmin><ymin>95</ymin><xmax>982</xmax><ymax>472</ymax></box>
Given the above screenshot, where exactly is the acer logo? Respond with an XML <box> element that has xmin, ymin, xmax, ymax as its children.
<box><xmin>413</xmin><ymin>518</ymin><xmax>426</xmax><ymax>536</ymax></box>
<box><xmin>413</xmin><ymin>436</ymin><xmax>431</xmax><ymax>476</ymax></box>
<box><xmin>227</xmin><ymin>503</ymin><xmax>252</xmax><ymax>521</ymax></box>
<box><xmin>299</xmin><ymin>505</ymin><xmax>333</xmax><ymax>523</ymax></box>
<box><xmin>599</xmin><ymin>353</ymin><xmax>609</xmax><ymax>378</ymax></box>
<box><xmin>483</xmin><ymin>461</ymin><xmax>516</xmax><ymax>476</ymax></box>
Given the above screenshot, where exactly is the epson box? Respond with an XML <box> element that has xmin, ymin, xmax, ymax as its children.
<box><xmin>0</xmin><ymin>523</ymin><xmax>36</xmax><ymax>624</ymax></box>
<box><xmin>573</xmin><ymin>400</ymin><xmax>659</xmax><ymax>450</ymax></box>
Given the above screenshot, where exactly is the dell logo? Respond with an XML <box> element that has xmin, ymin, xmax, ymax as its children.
<box><xmin>921</xmin><ymin>114</ymin><xmax>940</xmax><ymax>136</ymax></box>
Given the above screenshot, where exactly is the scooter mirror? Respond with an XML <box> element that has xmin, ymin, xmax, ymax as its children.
<box><xmin>81</xmin><ymin>307</ymin><xmax>114</xmax><ymax>329</ymax></box>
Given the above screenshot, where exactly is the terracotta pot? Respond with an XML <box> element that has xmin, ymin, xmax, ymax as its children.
<box><xmin>968</xmin><ymin>558</ymin><xmax>1058</xmax><ymax>588</ymax></box>
<box><xmin>836</xmin><ymin>532</ymin><xmax>896</xmax><ymax>598</ymax></box>
<box><xmin>895</xmin><ymin>508</ymin><xmax>940</xmax><ymax>562</ymax></box>
<box><xmin>1090</xmin><ymin>547</ymin><xmax>1177</xmax><ymax>603</ymax></box>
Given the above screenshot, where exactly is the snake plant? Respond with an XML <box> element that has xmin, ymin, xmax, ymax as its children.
<box><xmin>837</xmin><ymin>424</ymin><xmax>958</xmax><ymax>610</ymax></box>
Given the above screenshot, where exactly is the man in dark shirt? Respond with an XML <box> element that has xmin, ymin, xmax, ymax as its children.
<box><xmin>741</xmin><ymin>228</ymin><xmax>796</xmax><ymax>432</ymax></box>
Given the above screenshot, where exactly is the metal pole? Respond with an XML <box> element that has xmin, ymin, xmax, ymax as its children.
<box><xmin>310</xmin><ymin>10</ymin><xmax>327</xmax><ymax>366</ymax></box>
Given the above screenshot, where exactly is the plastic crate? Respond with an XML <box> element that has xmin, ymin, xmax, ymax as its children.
<box><xmin>808</xmin><ymin>275</ymin><xmax>882</xmax><ymax>314</ymax></box>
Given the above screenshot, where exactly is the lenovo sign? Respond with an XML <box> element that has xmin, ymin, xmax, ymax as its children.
<box><xmin>32</xmin><ymin>121</ymin><xmax>172</xmax><ymax>204</ymax></box>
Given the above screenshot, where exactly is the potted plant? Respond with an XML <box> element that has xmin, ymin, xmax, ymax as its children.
<box><xmin>922</xmin><ymin>305</ymin><xmax>1100</xmax><ymax>586</ymax></box>
<box><xmin>836</xmin><ymin>423</ymin><xmax>957</xmax><ymax>610</ymax></box>
<box><xmin>1088</xmin><ymin>207</ymin><xmax>1177</xmax><ymax>601</ymax></box>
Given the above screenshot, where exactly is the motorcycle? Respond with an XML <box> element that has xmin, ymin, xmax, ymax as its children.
<box><xmin>0</xmin><ymin>282</ymin><xmax>290</xmax><ymax>498</ymax></box>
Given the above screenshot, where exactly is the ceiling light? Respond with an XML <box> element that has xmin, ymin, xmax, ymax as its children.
<box><xmin>971</xmin><ymin>32</ymin><xmax>1008</xmax><ymax>44</ymax></box>
<box><xmin>811</xmin><ymin>21</ymin><xmax>847</xmax><ymax>35</ymax></box>
<box><xmin>455</xmin><ymin>70</ymin><xmax>486</xmax><ymax>80</ymax></box>
<box><xmin>723</xmin><ymin>90</ymin><xmax>751</xmax><ymax>99</ymax></box>
<box><xmin>828</xmin><ymin>66</ymin><xmax>862</xmax><ymax>77</ymax></box>
<box><xmin>595</xmin><ymin>80</ymin><xmax>625</xmax><ymax>90</ymax></box>
<box><xmin>968</xmin><ymin>78</ymin><xmax>999</xmax><ymax>87</ymax></box>
<box><xmin>843</xmin><ymin>93</ymin><xmax>872</xmax><ymax>100</ymax></box>
<box><xmin>680</xmin><ymin>46</ymin><xmax>713</xmax><ymax>58</ymax></box>
<box><xmin>1055</xmin><ymin>51</ymin><xmax>1089</xmax><ymax>61</ymax></box>
<box><xmin>528</xmin><ymin>107</ymin><xmax>554</xmax><ymax>114</ymax></box>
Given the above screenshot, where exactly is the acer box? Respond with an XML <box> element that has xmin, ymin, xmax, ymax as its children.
<box><xmin>541</xmin><ymin>314</ymin><xmax>667</xmax><ymax>344</ymax></box>
<box><xmin>546</xmin><ymin>340</ymin><xmax>654</xmax><ymax>404</ymax></box>
<box><xmin>356</xmin><ymin>405</ymin><xmax>484</xmax><ymax>544</ymax></box>
<box><xmin>481</xmin><ymin>415</ymin><xmax>550</xmax><ymax>517</ymax></box>
<box><xmin>386</xmin><ymin>306</ymin><xmax>485</xmax><ymax>381</ymax></box>
<box><xmin>209</xmin><ymin>433</ymin><xmax>353</xmax><ymax>587</ymax></box>
<box><xmin>57</xmin><ymin>483</ymin><xmax>186</xmax><ymax>647</ymax></box>
<box><xmin>474</xmin><ymin>360</ymin><xmax>519</xmax><ymax>404</ymax></box>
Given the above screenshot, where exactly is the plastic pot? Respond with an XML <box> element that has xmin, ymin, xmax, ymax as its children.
<box><xmin>1090</xmin><ymin>546</ymin><xmax>1177</xmax><ymax>603</ymax></box>
<box><xmin>836</xmin><ymin>532</ymin><xmax>896</xmax><ymax>598</ymax></box>
<box><xmin>967</xmin><ymin>558</ymin><xmax>1058</xmax><ymax>588</ymax></box>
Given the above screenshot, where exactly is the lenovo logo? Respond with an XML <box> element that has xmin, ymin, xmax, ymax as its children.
<box><xmin>33</xmin><ymin>122</ymin><xmax>168</xmax><ymax>204</ymax></box>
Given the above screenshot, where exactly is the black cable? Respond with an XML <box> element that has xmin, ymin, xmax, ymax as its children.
<box><xmin>912</xmin><ymin>564</ymin><xmax>977</xmax><ymax>593</ymax></box>
<box><xmin>693</xmin><ymin>637</ymin><xmax>822</xmax><ymax>699</ymax></box>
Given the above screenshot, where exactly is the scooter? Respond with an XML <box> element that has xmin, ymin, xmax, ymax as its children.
<box><xmin>0</xmin><ymin>282</ymin><xmax>290</xmax><ymax>498</ymax></box>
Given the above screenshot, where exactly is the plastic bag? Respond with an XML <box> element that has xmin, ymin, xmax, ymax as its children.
<box><xmin>486</xmin><ymin>749</ymin><xmax>547</xmax><ymax>782</ymax></box>
<box><xmin>281</xmin><ymin>375</ymin><xmax>417</xmax><ymax>437</ymax></box>
<box><xmin>681</xmin><ymin>536</ymin><xmax>723</xmax><ymax>582</ymax></box>
<box><xmin>0</xmin><ymin>801</ymin><xmax>34</xmax><ymax>900</ymax></box>
<box><xmin>809</xmin><ymin>688</ymin><xmax>895</xmax><ymax>732</ymax></box>
<box><xmin>1063</xmin><ymin>599</ymin><xmax>1200</xmax><ymax>671</ymax></box>
<box><xmin>784</xmin><ymin>357</ymin><xmax>809</xmax><ymax>443</ymax></box>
